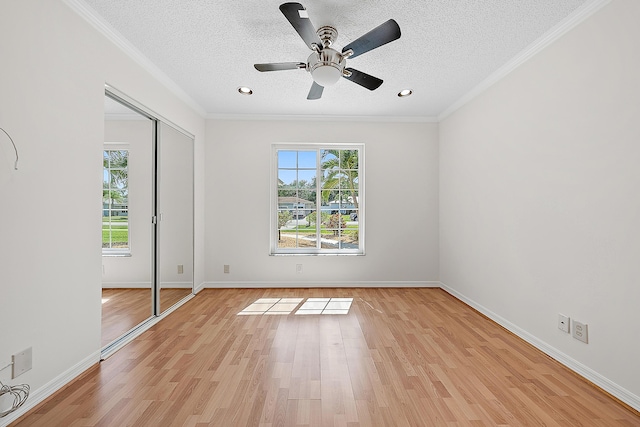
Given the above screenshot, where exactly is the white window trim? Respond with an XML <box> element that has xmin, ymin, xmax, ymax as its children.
<box><xmin>270</xmin><ymin>143</ymin><xmax>365</xmax><ymax>256</ymax></box>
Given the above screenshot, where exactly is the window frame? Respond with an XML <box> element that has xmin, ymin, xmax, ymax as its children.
<box><xmin>102</xmin><ymin>148</ymin><xmax>130</xmax><ymax>256</ymax></box>
<box><xmin>270</xmin><ymin>143</ymin><xmax>365</xmax><ymax>256</ymax></box>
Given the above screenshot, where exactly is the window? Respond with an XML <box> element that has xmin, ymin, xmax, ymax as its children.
<box><xmin>272</xmin><ymin>144</ymin><xmax>363</xmax><ymax>255</ymax></box>
<box><xmin>103</xmin><ymin>149</ymin><xmax>129</xmax><ymax>253</ymax></box>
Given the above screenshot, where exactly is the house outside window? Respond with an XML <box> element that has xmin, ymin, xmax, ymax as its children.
<box><xmin>272</xmin><ymin>144</ymin><xmax>363</xmax><ymax>255</ymax></box>
<box><xmin>103</xmin><ymin>149</ymin><xmax>129</xmax><ymax>254</ymax></box>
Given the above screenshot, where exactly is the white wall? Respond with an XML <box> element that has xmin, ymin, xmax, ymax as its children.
<box><xmin>204</xmin><ymin>119</ymin><xmax>439</xmax><ymax>287</ymax></box>
<box><xmin>0</xmin><ymin>0</ymin><xmax>205</xmax><ymax>422</ymax></box>
<box><xmin>102</xmin><ymin>119</ymin><xmax>154</xmax><ymax>288</ymax></box>
<box><xmin>439</xmin><ymin>0</ymin><xmax>640</xmax><ymax>406</ymax></box>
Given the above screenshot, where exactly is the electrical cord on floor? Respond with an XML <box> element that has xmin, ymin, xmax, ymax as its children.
<box><xmin>0</xmin><ymin>379</ymin><xmax>30</xmax><ymax>418</ymax></box>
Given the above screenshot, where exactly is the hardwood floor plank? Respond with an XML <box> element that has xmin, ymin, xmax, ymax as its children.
<box><xmin>12</xmin><ymin>288</ymin><xmax>640</xmax><ymax>426</ymax></box>
<box><xmin>101</xmin><ymin>288</ymin><xmax>193</xmax><ymax>347</ymax></box>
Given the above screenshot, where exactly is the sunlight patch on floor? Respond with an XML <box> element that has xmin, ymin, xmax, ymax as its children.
<box><xmin>237</xmin><ymin>297</ymin><xmax>353</xmax><ymax>315</ymax></box>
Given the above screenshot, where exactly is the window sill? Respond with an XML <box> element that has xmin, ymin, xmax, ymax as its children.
<box><xmin>102</xmin><ymin>252</ymin><xmax>132</xmax><ymax>258</ymax></box>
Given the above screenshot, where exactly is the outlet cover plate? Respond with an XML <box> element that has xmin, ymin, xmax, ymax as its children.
<box><xmin>12</xmin><ymin>347</ymin><xmax>32</xmax><ymax>379</ymax></box>
<box><xmin>572</xmin><ymin>320</ymin><xmax>588</xmax><ymax>343</ymax></box>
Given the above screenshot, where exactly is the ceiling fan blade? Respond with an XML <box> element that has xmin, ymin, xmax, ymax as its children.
<box><xmin>342</xmin><ymin>19</ymin><xmax>401</xmax><ymax>59</ymax></box>
<box><xmin>254</xmin><ymin>62</ymin><xmax>306</xmax><ymax>72</ymax></box>
<box><xmin>280</xmin><ymin>3</ymin><xmax>323</xmax><ymax>50</ymax></box>
<box><xmin>343</xmin><ymin>68</ymin><xmax>383</xmax><ymax>91</ymax></box>
<box><xmin>307</xmin><ymin>82</ymin><xmax>324</xmax><ymax>100</ymax></box>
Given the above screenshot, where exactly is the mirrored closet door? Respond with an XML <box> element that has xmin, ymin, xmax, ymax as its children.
<box><xmin>101</xmin><ymin>95</ymin><xmax>154</xmax><ymax>347</ymax></box>
<box><xmin>157</xmin><ymin>122</ymin><xmax>194</xmax><ymax>313</ymax></box>
<box><xmin>101</xmin><ymin>88</ymin><xmax>194</xmax><ymax>353</ymax></box>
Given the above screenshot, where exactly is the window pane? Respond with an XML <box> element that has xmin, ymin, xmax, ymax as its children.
<box><xmin>278</xmin><ymin>151</ymin><xmax>297</xmax><ymax>168</ymax></box>
<box><xmin>297</xmin><ymin>151</ymin><xmax>316</xmax><ymax>169</ymax></box>
<box><xmin>296</xmin><ymin>169</ymin><xmax>315</xmax><ymax>187</ymax></box>
<box><xmin>278</xmin><ymin>188</ymin><xmax>298</xmax><ymax>198</ymax></box>
<box><xmin>339</xmin><ymin>173</ymin><xmax>358</xmax><ymax>190</ymax></box>
<box><xmin>278</xmin><ymin>169</ymin><xmax>297</xmax><ymax>186</ymax></box>
<box><xmin>320</xmin><ymin>149</ymin><xmax>338</xmax><ymax>164</ymax></box>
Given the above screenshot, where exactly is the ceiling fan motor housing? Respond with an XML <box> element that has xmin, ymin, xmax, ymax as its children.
<box><xmin>307</xmin><ymin>48</ymin><xmax>346</xmax><ymax>87</ymax></box>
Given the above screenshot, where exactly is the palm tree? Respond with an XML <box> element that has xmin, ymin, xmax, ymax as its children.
<box><xmin>103</xmin><ymin>150</ymin><xmax>128</xmax><ymax>216</ymax></box>
<box><xmin>320</xmin><ymin>149</ymin><xmax>359</xmax><ymax>209</ymax></box>
<box><xmin>103</xmin><ymin>189</ymin><xmax>125</xmax><ymax>205</ymax></box>
<box><xmin>104</xmin><ymin>150</ymin><xmax>128</xmax><ymax>189</ymax></box>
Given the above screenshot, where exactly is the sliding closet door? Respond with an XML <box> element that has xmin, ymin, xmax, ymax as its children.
<box><xmin>101</xmin><ymin>86</ymin><xmax>195</xmax><ymax>357</ymax></box>
<box><xmin>101</xmin><ymin>95</ymin><xmax>154</xmax><ymax>347</ymax></box>
<box><xmin>157</xmin><ymin>122</ymin><xmax>194</xmax><ymax>313</ymax></box>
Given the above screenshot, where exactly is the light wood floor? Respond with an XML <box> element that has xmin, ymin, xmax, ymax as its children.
<box><xmin>15</xmin><ymin>288</ymin><xmax>639</xmax><ymax>426</ymax></box>
<box><xmin>102</xmin><ymin>288</ymin><xmax>192</xmax><ymax>346</ymax></box>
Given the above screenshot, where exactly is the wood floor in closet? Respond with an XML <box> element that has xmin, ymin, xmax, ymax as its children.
<box><xmin>101</xmin><ymin>288</ymin><xmax>192</xmax><ymax>346</ymax></box>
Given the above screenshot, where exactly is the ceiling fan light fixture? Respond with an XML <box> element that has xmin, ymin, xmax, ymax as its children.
<box><xmin>307</xmin><ymin>48</ymin><xmax>345</xmax><ymax>87</ymax></box>
<box><xmin>398</xmin><ymin>89</ymin><xmax>413</xmax><ymax>97</ymax></box>
<box><xmin>237</xmin><ymin>86</ymin><xmax>253</xmax><ymax>95</ymax></box>
<box><xmin>311</xmin><ymin>65</ymin><xmax>342</xmax><ymax>86</ymax></box>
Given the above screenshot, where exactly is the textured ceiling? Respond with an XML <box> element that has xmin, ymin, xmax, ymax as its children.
<box><xmin>80</xmin><ymin>0</ymin><xmax>593</xmax><ymax>119</ymax></box>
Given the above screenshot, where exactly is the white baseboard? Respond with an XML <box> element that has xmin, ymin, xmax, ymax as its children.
<box><xmin>0</xmin><ymin>351</ymin><xmax>100</xmax><ymax>427</ymax></box>
<box><xmin>203</xmin><ymin>281</ymin><xmax>440</xmax><ymax>288</ymax></box>
<box><xmin>102</xmin><ymin>282</ymin><xmax>193</xmax><ymax>289</ymax></box>
<box><xmin>439</xmin><ymin>282</ymin><xmax>640</xmax><ymax>412</ymax></box>
<box><xmin>194</xmin><ymin>281</ymin><xmax>206</xmax><ymax>294</ymax></box>
<box><xmin>102</xmin><ymin>281</ymin><xmax>152</xmax><ymax>289</ymax></box>
<box><xmin>160</xmin><ymin>282</ymin><xmax>193</xmax><ymax>289</ymax></box>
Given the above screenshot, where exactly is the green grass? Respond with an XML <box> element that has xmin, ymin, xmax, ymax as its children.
<box><xmin>103</xmin><ymin>216</ymin><xmax>128</xmax><ymax>222</ymax></box>
<box><xmin>102</xmin><ymin>228</ymin><xmax>128</xmax><ymax>244</ymax></box>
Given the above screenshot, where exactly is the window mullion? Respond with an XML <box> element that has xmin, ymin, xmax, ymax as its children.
<box><xmin>316</xmin><ymin>149</ymin><xmax>321</xmax><ymax>250</ymax></box>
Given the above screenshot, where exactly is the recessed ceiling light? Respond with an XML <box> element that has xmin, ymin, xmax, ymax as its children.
<box><xmin>237</xmin><ymin>86</ymin><xmax>253</xmax><ymax>95</ymax></box>
<box><xmin>398</xmin><ymin>89</ymin><xmax>413</xmax><ymax>97</ymax></box>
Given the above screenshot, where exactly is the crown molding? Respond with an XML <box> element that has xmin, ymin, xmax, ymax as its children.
<box><xmin>206</xmin><ymin>113</ymin><xmax>439</xmax><ymax>123</ymax></box>
<box><xmin>438</xmin><ymin>0</ymin><xmax>612</xmax><ymax>121</ymax></box>
<box><xmin>62</xmin><ymin>0</ymin><xmax>207</xmax><ymax>117</ymax></box>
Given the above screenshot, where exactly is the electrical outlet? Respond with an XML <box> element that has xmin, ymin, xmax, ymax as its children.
<box><xmin>224</xmin><ymin>264</ymin><xmax>230</xmax><ymax>274</ymax></box>
<box><xmin>12</xmin><ymin>347</ymin><xmax>32</xmax><ymax>379</ymax></box>
<box><xmin>296</xmin><ymin>264</ymin><xmax>303</xmax><ymax>274</ymax></box>
<box><xmin>177</xmin><ymin>264</ymin><xmax>184</xmax><ymax>274</ymax></box>
<box><xmin>572</xmin><ymin>320</ymin><xmax>588</xmax><ymax>343</ymax></box>
<box><xmin>558</xmin><ymin>314</ymin><xmax>570</xmax><ymax>333</ymax></box>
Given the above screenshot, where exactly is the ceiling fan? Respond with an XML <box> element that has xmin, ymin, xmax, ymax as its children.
<box><xmin>254</xmin><ymin>2</ymin><xmax>401</xmax><ymax>100</ymax></box>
